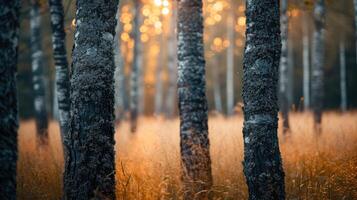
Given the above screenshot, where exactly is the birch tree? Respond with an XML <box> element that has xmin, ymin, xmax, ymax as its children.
<box><xmin>48</xmin><ymin>0</ymin><xmax>70</xmax><ymax>139</ymax></box>
<box><xmin>242</xmin><ymin>0</ymin><xmax>285</xmax><ymax>199</ymax></box>
<box><xmin>0</xmin><ymin>1</ymin><xmax>20</xmax><ymax>199</ymax></box>
<box><xmin>340</xmin><ymin>40</ymin><xmax>347</xmax><ymax>112</ymax></box>
<box><xmin>177</xmin><ymin>0</ymin><xmax>213</xmax><ymax>199</ymax></box>
<box><xmin>130</xmin><ymin>0</ymin><xmax>142</xmax><ymax>132</ymax></box>
<box><xmin>311</xmin><ymin>0</ymin><xmax>325</xmax><ymax>130</ymax></box>
<box><xmin>279</xmin><ymin>0</ymin><xmax>290</xmax><ymax>133</ymax></box>
<box><xmin>63</xmin><ymin>0</ymin><xmax>119</xmax><ymax>198</ymax></box>
<box><xmin>30</xmin><ymin>0</ymin><xmax>48</xmax><ymax>141</ymax></box>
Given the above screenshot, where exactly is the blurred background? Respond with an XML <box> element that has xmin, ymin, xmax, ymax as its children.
<box><xmin>17</xmin><ymin>0</ymin><xmax>357</xmax><ymax>119</ymax></box>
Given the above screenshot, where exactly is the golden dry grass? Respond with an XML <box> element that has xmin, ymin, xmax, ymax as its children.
<box><xmin>17</xmin><ymin>112</ymin><xmax>357</xmax><ymax>200</ymax></box>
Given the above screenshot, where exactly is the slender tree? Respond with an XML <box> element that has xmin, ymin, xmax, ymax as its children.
<box><xmin>226</xmin><ymin>8</ymin><xmax>235</xmax><ymax>116</ymax></box>
<box><xmin>30</xmin><ymin>0</ymin><xmax>49</xmax><ymax>141</ymax></box>
<box><xmin>302</xmin><ymin>9</ymin><xmax>310</xmax><ymax>110</ymax></box>
<box><xmin>63</xmin><ymin>0</ymin><xmax>119</xmax><ymax>199</ymax></box>
<box><xmin>279</xmin><ymin>0</ymin><xmax>290</xmax><ymax>133</ymax></box>
<box><xmin>242</xmin><ymin>0</ymin><xmax>285</xmax><ymax>199</ymax></box>
<box><xmin>48</xmin><ymin>0</ymin><xmax>70</xmax><ymax>139</ymax></box>
<box><xmin>340</xmin><ymin>40</ymin><xmax>347</xmax><ymax>112</ymax></box>
<box><xmin>177</xmin><ymin>0</ymin><xmax>213</xmax><ymax>199</ymax></box>
<box><xmin>311</xmin><ymin>0</ymin><xmax>325</xmax><ymax>130</ymax></box>
<box><xmin>154</xmin><ymin>21</ymin><xmax>164</xmax><ymax>116</ymax></box>
<box><xmin>130</xmin><ymin>0</ymin><xmax>142</xmax><ymax>132</ymax></box>
<box><xmin>0</xmin><ymin>1</ymin><xmax>20</xmax><ymax>199</ymax></box>
<box><xmin>211</xmin><ymin>55</ymin><xmax>223</xmax><ymax>113</ymax></box>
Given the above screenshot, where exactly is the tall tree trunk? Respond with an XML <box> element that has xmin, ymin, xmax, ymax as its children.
<box><xmin>242</xmin><ymin>0</ymin><xmax>285</xmax><ymax>199</ymax></box>
<box><xmin>48</xmin><ymin>0</ymin><xmax>70</xmax><ymax>140</ymax></box>
<box><xmin>311</xmin><ymin>0</ymin><xmax>325</xmax><ymax>130</ymax></box>
<box><xmin>177</xmin><ymin>1</ymin><xmax>213</xmax><ymax>199</ymax></box>
<box><xmin>340</xmin><ymin>40</ymin><xmax>347</xmax><ymax>112</ymax></box>
<box><xmin>279</xmin><ymin>0</ymin><xmax>290</xmax><ymax>133</ymax></box>
<box><xmin>226</xmin><ymin>9</ymin><xmax>235</xmax><ymax>116</ymax></box>
<box><xmin>302</xmin><ymin>10</ymin><xmax>310</xmax><ymax>110</ymax></box>
<box><xmin>211</xmin><ymin>55</ymin><xmax>223</xmax><ymax>113</ymax></box>
<box><xmin>287</xmin><ymin>39</ymin><xmax>294</xmax><ymax>108</ymax></box>
<box><xmin>63</xmin><ymin>0</ymin><xmax>118</xmax><ymax>199</ymax></box>
<box><xmin>130</xmin><ymin>0</ymin><xmax>142</xmax><ymax>132</ymax></box>
<box><xmin>155</xmin><ymin>23</ymin><xmax>164</xmax><ymax>116</ymax></box>
<box><xmin>0</xmin><ymin>1</ymin><xmax>20</xmax><ymax>199</ymax></box>
<box><xmin>165</xmin><ymin>5</ymin><xmax>177</xmax><ymax>118</ymax></box>
<box><xmin>114</xmin><ymin>8</ymin><xmax>126</xmax><ymax>123</ymax></box>
<box><xmin>30</xmin><ymin>0</ymin><xmax>49</xmax><ymax>142</ymax></box>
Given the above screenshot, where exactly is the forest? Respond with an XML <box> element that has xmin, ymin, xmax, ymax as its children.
<box><xmin>0</xmin><ymin>0</ymin><xmax>357</xmax><ymax>199</ymax></box>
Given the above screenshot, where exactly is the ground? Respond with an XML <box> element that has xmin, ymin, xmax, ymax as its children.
<box><xmin>17</xmin><ymin>112</ymin><xmax>357</xmax><ymax>200</ymax></box>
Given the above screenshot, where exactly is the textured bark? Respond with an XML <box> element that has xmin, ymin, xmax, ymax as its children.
<box><xmin>0</xmin><ymin>1</ymin><xmax>20</xmax><ymax>199</ymax></box>
<box><xmin>177</xmin><ymin>0</ymin><xmax>213</xmax><ymax>199</ymax></box>
<box><xmin>165</xmin><ymin>5</ymin><xmax>177</xmax><ymax>118</ymax></box>
<box><xmin>340</xmin><ymin>41</ymin><xmax>347</xmax><ymax>112</ymax></box>
<box><xmin>114</xmin><ymin>8</ymin><xmax>126</xmax><ymax>123</ymax></box>
<box><xmin>30</xmin><ymin>0</ymin><xmax>49</xmax><ymax>141</ymax></box>
<box><xmin>63</xmin><ymin>0</ymin><xmax>119</xmax><ymax>199</ymax></box>
<box><xmin>130</xmin><ymin>0</ymin><xmax>142</xmax><ymax>132</ymax></box>
<box><xmin>226</xmin><ymin>10</ymin><xmax>235</xmax><ymax>116</ymax></box>
<box><xmin>279</xmin><ymin>0</ymin><xmax>290</xmax><ymax>133</ymax></box>
<box><xmin>48</xmin><ymin>0</ymin><xmax>70</xmax><ymax>139</ymax></box>
<box><xmin>311</xmin><ymin>0</ymin><xmax>325</xmax><ymax>129</ymax></box>
<box><xmin>242</xmin><ymin>0</ymin><xmax>285</xmax><ymax>199</ymax></box>
<box><xmin>302</xmin><ymin>10</ymin><xmax>310</xmax><ymax>110</ymax></box>
<box><xmin>211</xmin><ymin>55</ymin><xmax>223</xmax><ymax>113</ymax></box>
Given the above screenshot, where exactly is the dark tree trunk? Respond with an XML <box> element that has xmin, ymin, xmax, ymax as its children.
<box><xmin>311</xmin><ymin>0</ymin><xmax>325</xmax><ymax>130</ymax></box>
<box><xmin>0</xmin><ymin>1</ymin><xmax>20</xmax><ymax>199</ymax></box>
<box><xmin>177</xmin><ymin>0</ymin><xmax>213</xmax><ymax>199</ymax></box>
<box><xmin>339</xmin><ymin>40</ymin><xmax>347</xmax><ymax>112</ymax></box>
<box><xmin>30</xmin><ymin>0</ymin><xmax>49</xmax><ymax>142</ymax></box>
<box><xmin>242</xmin><ymin>0</ymin><xmax>285</xmax><ymax>199</ymax></box>
<box><xmin>130</xmin><ymin>0</ymin><xmax>142</xmax><ymax>133</ymax></box>
<box><xmin>279</xmin><ymin>0</ymin><xmax>290</xmax><ymax>133</ymax></box>
<box><xmin>48</xmin><ymin>0</ymin><xmax>70</xmax><ymax>140</ymax></box>
<box><xmin>63</xmin><ymin>0</ymin><xmax>119</xmax><ymax>199</ymax></box>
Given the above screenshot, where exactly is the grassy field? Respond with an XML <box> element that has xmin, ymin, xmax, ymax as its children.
<box><xmin>17</xmin><ymin>112</ymin><xmax>357</xmax><ymax>200</ymax></box>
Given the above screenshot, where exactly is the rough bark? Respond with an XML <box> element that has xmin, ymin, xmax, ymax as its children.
<box><xmin>177</xmin><ymin>0</ymin><xmax>213</xmax><ymax>199</ymax></box>
<box><xmin>30</xmin><ymin>0</ymin><xmax>49</xmax><ymax>141</ymax></box>
<box><xmin>311</xmin><ymin>0</ymin><xmax>325</xmax><ymax>129</ymax></box>
<box><xmin>165</xmin><ymin>5</ymin><xmax>177</xmax><ymax>118</ymax></box>
<box><xmin>340</xmin><ymin>40</ymin><xmax>347</xmax><ymax>112</ymax></box>
<box><xmin>63</xmin><ymin>0</ymin><xmax>119</xmax><ymax>199</ymax></box>
<box><xmin>130</xmin><ymin>0</ymin><xmax>142</xmax><ymax>132</ymax></box>
<box><xmin>302</xmin><ymin>10</ymin><xmax>310</xmax><ymax>110</ymax></box>
<box><xmin>226</xmin><ymin>9</ymin><xmax>235</xmax><ymax>116</ymax></box>
<box><xmin>279</xmin><ymin>0</ymin><xmax>290</xmax><ymax>133</ymax></box>
<box><xmin>242</xmin><ymin>0</ymin><xmax>285</xmax><ymax>199</ymax></box>
<box><xmin>48</xmin><ymin>0</ymin><xmax>70</xmax><ymax>139</ymax></box>
<box><xmin>211</xmin><ymin>55</ymin><xmax>223</xmax><ymax>113</ymax></box>
<box><xmin>0</xmin><ymin>1</ymin><xmax>20</xmax><ymax>199</ymax></box>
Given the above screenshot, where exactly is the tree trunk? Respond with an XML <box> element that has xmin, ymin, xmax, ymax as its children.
<box><xmin>165</xmin><ymin>5</ymin><xmax>177</xmax><ymax>118</ymax></box>
<box><xmin>340</xmin><ymin>40</ymin><xmax>347</xmax><ymax>112</ymax></box>
<box><xmin>354</xmin><ymin>0</ymin><xmax>357</xmax><ymax>65</ymax></box>
<box><xmin>226</xmin><ymin>9</ymin><xmax>235</xmax><ymax>116</ymax></box>
<box><xmin>302</xmin><ymin>10</ymin><xmax>310</xmax><ymax>110</ymax></box>
<box><xmin>130</xmin><ymin>0</ymin><xmax>142</xmax><ymax>132</ymax></box>
<box><xmin>211</xmin><ymin>55</ymin><xmax>223</xmax><ymax>113</ymax></box>
<box><xmin>48</xmin><ymin>0</ymin><xmax>70</xmax><ymax>140</ymax></box>
<box><xmin>311</xmin><ymin>0</ymin><xmax>325</xmax><ymax>130</ymax></box>
<box><xmin>114</xmin><ymin>8</ymin><xmax>126</xmax><ymax>123</ymax></box>
<box><xmin>63</xmin><ymin>0</ymin><xmax>118</xmax><ymax>199</ymax></box>
<box><xmin>155</xmin><ymin>23</ymin><xmax>164</xmax><ymax>117</ymax></box>
<box><xmin>177</xmin><ymin>1</ymin><xmax>213</xmax><ymax>199</ymax></box>
<box><xmin>0</xmin><ymin>1</ymin><xmax>20</xmax><ymax>199</ymax></box>
<box><xmin>242</xmin><ymin>0</ymin><xmax>285</xmax><ymax>199</ymax></box>
<box><xmin>30</xmin><ymin>0</ymin><xmax>49</xmax><ymax>142</ymax></box>
<box><xmin>287</xmin><ymin>39</ymin><xmax>294</xmax><ymax>108</ymax></box>
<box><xmin>279</xmin><ymin>0</ymin><xmax>290</xmax><ymax>133</ymax></box>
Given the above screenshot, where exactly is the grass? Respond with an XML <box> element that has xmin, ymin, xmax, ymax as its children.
<box><xmin>17</xmin><ymin>112</ymin><xmax>357</xmax><ymax>200</ymax></box>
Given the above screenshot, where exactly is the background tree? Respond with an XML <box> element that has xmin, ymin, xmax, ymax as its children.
<box><xmin>177</xmin><ymin>0</ymin><xmax>213</xmax><ymax>199</ymax></box>
<box><xmin>226</xmin><ymin>7</ymin><xmax>235</xmax><ymax>116</ymax></box>
<box><xmin>302</xmin><ymin>5</ymin><xmax>311</xmax><ymax>110</ymax></box>
<box><xmin>30</xmin><ymin>0</ymin><xmax>49</xmax><ymax>141</ymax></box>
<box><xmin>63</xmin><ymin>0</ymin><xmax>119</xmax><ymax>198</ymax></box>
<box><xmin>242</xmin><ymin>0</ymin><xmax>285</xmax><ymax>199</ymax></box>
<box><xmin>311</xmin><ymin>0</ymin><xmax>325</xmax><ymax>130</ymax></box>
<box><xmin>0</xmin><ymin>1</ymin><xmax>20</xmax><ymax>199</ymax></box>
<box><xmin>48</xmin><ymin>0</ymin><xmax>70</xmax><ymax>139</ymax></box>
<box><xmin>340</xmin><ymin>40</ymin><xmax>347</xmax><ymax>112</ymax></box>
